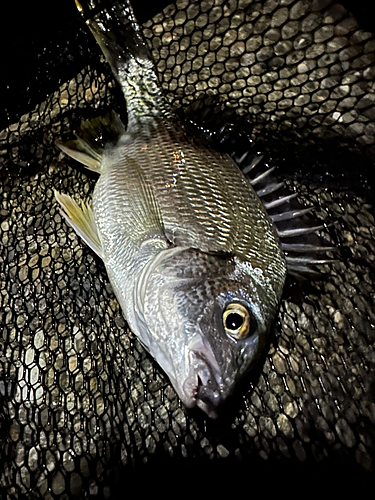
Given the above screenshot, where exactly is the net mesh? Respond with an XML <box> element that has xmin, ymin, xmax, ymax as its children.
<box><xmin>1</xmin><ymin>0</ymin><xmax>375</xmax><ymax>497</ymax></box>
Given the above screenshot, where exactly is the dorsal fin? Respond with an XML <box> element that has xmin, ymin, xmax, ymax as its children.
<box><xmin>236</xmin><ymin>153</ymin><xmax>336</xmax><ymax>275</ymax></box>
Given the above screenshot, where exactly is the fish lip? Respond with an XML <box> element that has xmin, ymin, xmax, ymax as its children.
<box><xmin>196</xmin><ymin>352</ymin><xmax>225</xmax><ymax>416</ymax></box>
<box><xmin>195</xmin><ymin>370</ymin><xmax>222</xmax><ymax>419</ymax></box>
<box><xmin>181</xmin><ymin>346</ymin><xmax>225</xmax><ymax>418</ymax></box>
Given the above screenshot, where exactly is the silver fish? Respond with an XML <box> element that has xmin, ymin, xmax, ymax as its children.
<box><xmin>55</xmin><ymin>0</ymin><xmax>287</xmax><ymax>418</ymax></box>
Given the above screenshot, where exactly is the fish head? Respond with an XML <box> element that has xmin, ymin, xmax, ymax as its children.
<box><xmin>138</xmin><ymin>247</ymin><xmax>286</xmax><ymax>418</ymax></box>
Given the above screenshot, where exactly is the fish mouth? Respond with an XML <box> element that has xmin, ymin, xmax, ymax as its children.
<box><xmin>181</xmin><ymin>344</ymin><xmax>226</xmax><ymax>419</ymax></box>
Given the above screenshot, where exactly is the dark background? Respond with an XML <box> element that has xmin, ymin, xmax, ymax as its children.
<box><xmin>0</xmin><ymin>0</ymin><xmax>171</xmax><ymax>128</ymax></box>
<box><xmin>0</xmin><ymin>1</ymin><xmax>373</xmax><ymax>129</ymax></box>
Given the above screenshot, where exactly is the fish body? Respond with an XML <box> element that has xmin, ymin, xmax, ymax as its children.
<box><xmin>56</xmin><ymin>0</ymin><xmax>287</xmax><ymax>417</ymax></box>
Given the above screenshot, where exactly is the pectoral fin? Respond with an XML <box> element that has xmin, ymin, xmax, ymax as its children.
<box><xmin>122</xmin><ymin>156</ymin><xmax>167</xmax><ymax>247</ymax></box>
<box><xmin>55</xmin><ymin>191</ymin><xmax>103</xmax><ymax>259</ymax></box>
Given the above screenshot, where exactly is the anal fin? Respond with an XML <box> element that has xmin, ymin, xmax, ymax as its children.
<box><xmin>56</xmin><ymin>138</ymin><xmax>102</xmax><ymax>173</ymax></box>
<box><xmin>55</xmin><ymin>190</ymin><xmax>103</xmax><ymax>259</ymax></box>
<box><xmin>56</xmin><ymin>111</ymin><xmax>125</xmax><ymax>173</ymax></box>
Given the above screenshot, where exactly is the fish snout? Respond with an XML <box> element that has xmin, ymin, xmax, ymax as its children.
<box><xmin>191</xmin><ymin>352</ymin><xmax>226</xmax><ymax>418</ymax></box>
<box><xmin>195</xmin><ymin>373</ymin><xmax>222</xmax><ymax>419</ymax></box>
<box><xmin>180</xmin><ymin>337</ymin><xmax>231</xmax><ymax>417</ymax></box>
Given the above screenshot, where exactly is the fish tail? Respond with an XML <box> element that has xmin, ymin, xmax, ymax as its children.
<box><xmin>76</xmin><ymin>0</ymin><xmax>150</xmax><ymax>76</ymax></box>
<box><xmin>75</xmin><ymin>0</ymin><xmax>172</xmax><ymax>123</ymax></box>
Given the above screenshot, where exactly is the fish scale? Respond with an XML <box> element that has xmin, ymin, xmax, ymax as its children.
<box><xmin>114</xmin><ymin>120</ymin><xmax>280</xmax><ymax>266</ymax></box>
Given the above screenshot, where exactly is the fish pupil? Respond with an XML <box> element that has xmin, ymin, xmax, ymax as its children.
<box><xmin>225</xmin><ymin>313</ymin><xmax>243</xmax><ymax>331</ymax></box>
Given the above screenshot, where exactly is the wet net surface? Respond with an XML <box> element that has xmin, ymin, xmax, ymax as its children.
<box><xmin>1</xmin><ymin>0</ymin><xmax>375</xmax><ymax>497</ymax></box>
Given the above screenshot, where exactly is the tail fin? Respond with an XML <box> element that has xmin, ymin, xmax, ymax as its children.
<box><xmin>75</xmin><ymin>0</ymin><xmax>172</xmax><ymax>125</ymax></box>
<box><xmin>75</xmin><ymin>0</ymin><xmax>151</xmax><ymax>80</ymax></box>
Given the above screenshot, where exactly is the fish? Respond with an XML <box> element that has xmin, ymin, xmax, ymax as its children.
<box><xmin>54</xmin><ymin>0</ymin><xmax>329</xmax><ymax>418</ymax></box>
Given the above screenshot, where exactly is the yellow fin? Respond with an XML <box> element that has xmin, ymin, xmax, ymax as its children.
<box><xmin>56</xmin><ymin>139</ymin><xmax>101</xmax><ymax>173</ymax></box>
<box><xmin>54</xmin><ymin>191</ymin><xmax>103</xmax><ymax>259</ymax></box>
<box><xmin>56</xmin><ymin>112</ymin><xmax>125</xmax><ymax>173</ymax></box>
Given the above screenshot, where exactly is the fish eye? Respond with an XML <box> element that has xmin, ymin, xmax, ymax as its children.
<box><xmin>222</xmin><ymin>303</ymin><xmax>255</xmax><ymax>340</ymax></box>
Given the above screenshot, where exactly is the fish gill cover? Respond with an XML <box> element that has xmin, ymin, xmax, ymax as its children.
<box><xmin>0</xmin><ymin>0</ymin><xmax>375</xmax><ymax>498</ymax></box>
